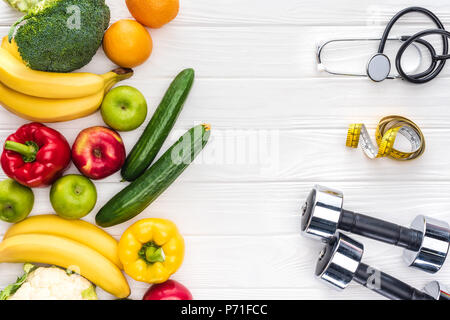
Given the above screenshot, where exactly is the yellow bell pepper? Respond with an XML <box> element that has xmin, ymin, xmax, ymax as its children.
<box><xmin>118</xmin><ymin>218</ymin><xmax>185</xmax><ymax>284</ymax></box>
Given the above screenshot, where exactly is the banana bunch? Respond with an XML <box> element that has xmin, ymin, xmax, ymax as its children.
<box><xmin>0</xmin><ymin>215</ymin><xmax>130</xmax><ymax>298</ymax></box>
<box><xmin>0</xmin><ymin>37</ymin><xmax>133</xmax><ymax>122</ymax></box>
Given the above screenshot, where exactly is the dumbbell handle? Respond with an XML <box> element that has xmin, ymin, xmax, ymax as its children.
<box><xmin>338</xmin><ymin>209</ymin><xmax>423</xmax><ymax>251</ymax></box>
<box><xmin>354</xmin><ymin>263</ymin><xmax>434</xmax><ymax>300</ymax></box>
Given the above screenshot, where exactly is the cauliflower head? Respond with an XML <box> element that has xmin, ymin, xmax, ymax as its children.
<box><xmin>1</xmin><ymin>265</ymin><xmax>97</xmax><ymax>300</ymax></box>
<box><xmin>3</xmin><ymin>0</ymin><xmax>43</xmax><ymax>12</ymax></box>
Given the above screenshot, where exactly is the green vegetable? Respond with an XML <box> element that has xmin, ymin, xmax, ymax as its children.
<box><xmin>139</xmin><ymin>242</ymin><xmax>165</xmax><ymax>263</ymax></box>
<box><xmin>0</xmin><ymin>263</ymin><xmax>36</xmax><ymax>300</ymax></box>
<box><xmin>65</xmin><ymin>268</ymin><xmax>74</xmax><ymax>275</ymax></box>
<box><xmin>3</xmin><ymin>0</ymin><xmax>43</xmax><ymax>12</ymax></box>
<box><xmin>81</xmin><ymin>285</ymin><xmax>98</xmax><ymax>300</ymax></box>
<box><xmin>96</xmin><ymin>124</ymin><xmax>211</xmax><ymax>227</ymax></box>
<box><xmin>121</xmin><ymin>68</ymin><xmax>195</xmax><ymax>182</ymax></box>
<box><xmin>9</xmin><ymin>0</ymin><xmax>110</xmax><ymax>72</ymax></box>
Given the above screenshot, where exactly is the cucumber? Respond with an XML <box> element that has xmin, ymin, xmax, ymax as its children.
<box><xmin>121</xmin><ymin>68</ymin><xmax>195</xmax><ymax>182</ymax></box>
<box><xmin>96</xmin><ymin>124</ymin><xmax>211</xmax><ymax>227</ymax></box>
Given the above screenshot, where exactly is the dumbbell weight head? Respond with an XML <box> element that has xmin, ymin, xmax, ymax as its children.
<box><xmin>301</xmin><ymin>185</ymin><xmax>343</xmax><ymax>240</ymax></box>
<box><xmin>403</xmin><ymin>215</ymin><xmax>450</xmax><ymax>273</ymax></box>
<box><xmin>314</xmin><ymin>232</ymin><xmax>438</xmax><ymax>300</ymax></box>
<box><xmin>315</xmin><ymin>232</ymin><xmax>363</xmax><ymax>290</ymax></box>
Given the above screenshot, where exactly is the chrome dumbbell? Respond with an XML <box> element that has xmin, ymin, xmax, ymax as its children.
<box><xmin>301</xmin><ymin>185</ymin><xmax>450</xmax><ymax>273</ymax></box>
<box><xmin>315</xmin><ymin>232</ymin><xmax>448</xmax><ymax>300</ymax></box>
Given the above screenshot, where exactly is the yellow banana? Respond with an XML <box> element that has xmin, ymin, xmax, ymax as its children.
<box><xmin>1</xmin><ymin>36</ymin><xmax>22</xmax><ymax>61</ymax></box>
<box><xmin>0</xmin><ymin>234</ymin><xmax>130</xmax><ymax>298</ymax></box>
<box><xmin>4</xmin><ymin>215</ymin><xmax>122</xmax><ymax>269</ymax></box>
<box><xmin>0</xmin><ymin>67</ymin><xmax>132</xmax><ymax>122</ymax></box>
<box><xmin>0</xmin><ymin>47</ymin><xmax>133</xmax><ymax>99</ymax></box>
<box><xmin>0</xmin><ymin>82</ymin><xmax>103</xmax><ymax>122</ymax></box>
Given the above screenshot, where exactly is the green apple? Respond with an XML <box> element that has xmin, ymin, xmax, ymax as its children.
<box><xmin>50</xmin><ymin>175</ymin><xmax>97</xmax><ymax>220</ymax></box>
<box><xmin>0</xmin><ymin>179</ymin><xmax>34</xmax><ymax>223</ymax></box>
<box><xmin>101</xmin><ymin>85</ymin><xmax>148</xmax><ymax>131</ymax></box>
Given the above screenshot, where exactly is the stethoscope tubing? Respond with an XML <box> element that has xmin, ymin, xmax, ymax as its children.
<box><xmin>396</xmin><ymin>29</ymin><xmax>450</xmax><ymax>83</ymax></box>
<box><xmin>378</xmin><ymin>7</ymin><xmax>447</xmax><ymax>53</ymax></box>
<box><xmin>379</xmin><ymin>7</ymin><xmax>449</xmax><ymax>83</ymax></box>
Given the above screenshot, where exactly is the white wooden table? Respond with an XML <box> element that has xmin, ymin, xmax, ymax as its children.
<box><xmin>1</xmin><ymin>0</ymin><xmax>450</xmax><ymax>300</ymax></box>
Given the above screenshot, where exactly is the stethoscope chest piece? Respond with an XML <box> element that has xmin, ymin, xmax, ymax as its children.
<box><xmin>367</xmin><ymin>53</ymin><xmax>391</xmax><ymax>82</ymax></box>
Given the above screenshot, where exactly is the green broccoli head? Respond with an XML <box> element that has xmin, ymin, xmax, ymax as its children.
<box><xmin>11</xmin><ymin>0</ymin><xmax>110</xmax><ymax>72</ymax></box>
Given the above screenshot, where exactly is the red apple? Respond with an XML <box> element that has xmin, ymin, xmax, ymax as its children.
<box><xmin>72</xmin><ymin>127</ymin><xmax>126</xmax><ymax>180</ymax></box>
<box><xmin>143</xmin><ymin>280</ymin><xmax>193</xmax><ymax>300</ymax></box>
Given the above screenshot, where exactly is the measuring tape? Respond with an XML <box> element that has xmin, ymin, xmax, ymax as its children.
<box><xmin>346</xmin><ymin>116</ymin><xmax>425</xmax><ymax>160</ymax></box>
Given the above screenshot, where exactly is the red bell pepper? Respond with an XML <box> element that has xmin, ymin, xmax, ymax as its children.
<box><xmin>143</xmin><ymin>280</ymin><xmax>193</xmax><ymax>300</ymax></box>
<box><xmin>1</xmin><ymin>123</ymin><xmax>71</xmax><ymax>188</ymax></box>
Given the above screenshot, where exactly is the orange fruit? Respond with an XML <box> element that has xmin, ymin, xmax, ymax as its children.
<box><xmin>103</xmin><ymin>19</ymin><xmax>153</xmax><ymax>68</ymax></box>
<box><xmin>126</xmin><ymin>0</ymin><xmax>179</xmax><ymax>28</ymax></box>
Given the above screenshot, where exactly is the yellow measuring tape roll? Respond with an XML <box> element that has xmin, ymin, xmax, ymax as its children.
<box><xmin>346</xmin><ymin>116</ymin><xmax>425</xmax><ymax>160</ymax></box>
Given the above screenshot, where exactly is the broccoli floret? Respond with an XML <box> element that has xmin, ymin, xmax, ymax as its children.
<box><xmin>10</xmin><ymin>0</ymin><xmax>110</xmax><ymax>72</ymax></box>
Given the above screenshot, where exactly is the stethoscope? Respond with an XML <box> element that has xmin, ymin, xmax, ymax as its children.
<box><xmin>316</xmin><ymin>7</ymin><xmax>450</xmax><ymax>83</ymax></box>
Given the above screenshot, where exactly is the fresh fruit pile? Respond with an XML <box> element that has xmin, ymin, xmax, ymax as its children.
<box><xmin>0</xmin><ymin>0</ymin><xmax>200</xmax><ymax>300</ymax></box>
<box><xmin>0</xmin><ymin>43</ymin><xmax>134</xmax><ymax>122</ymax></box>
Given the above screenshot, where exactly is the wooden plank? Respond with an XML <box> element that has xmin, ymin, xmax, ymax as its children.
<box><xmin>1</xmin><ymin>181</ymin><xmax>449</xmax><ymax>237</ymax></box>
<box><xmin>4</xmin><ymin>76</ymin><xmax>450</xmax><ymax>131</ymax></box>
<box><xmin>2</xmin><ymin>77</ymin><xmax>450</xmax><ymax>130</ymax></box>
<box><xmin>3</xmin><ymin>0</ymin><xmax>450</xmax><ymax>27</ymax></box>
<box><xmin>0</xmin><ymin>126</ymin><xmax>448</xmax><ymax>183</ymax></box>
<box><xmin>0</xmin><ymin>234</ymin><xmax>447</xmax><ymax>299</ymax></box>
<box><xmin>1</xmin><ymin>24</ymin><xmax>450</xmax><ymax>79</ymax></box>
